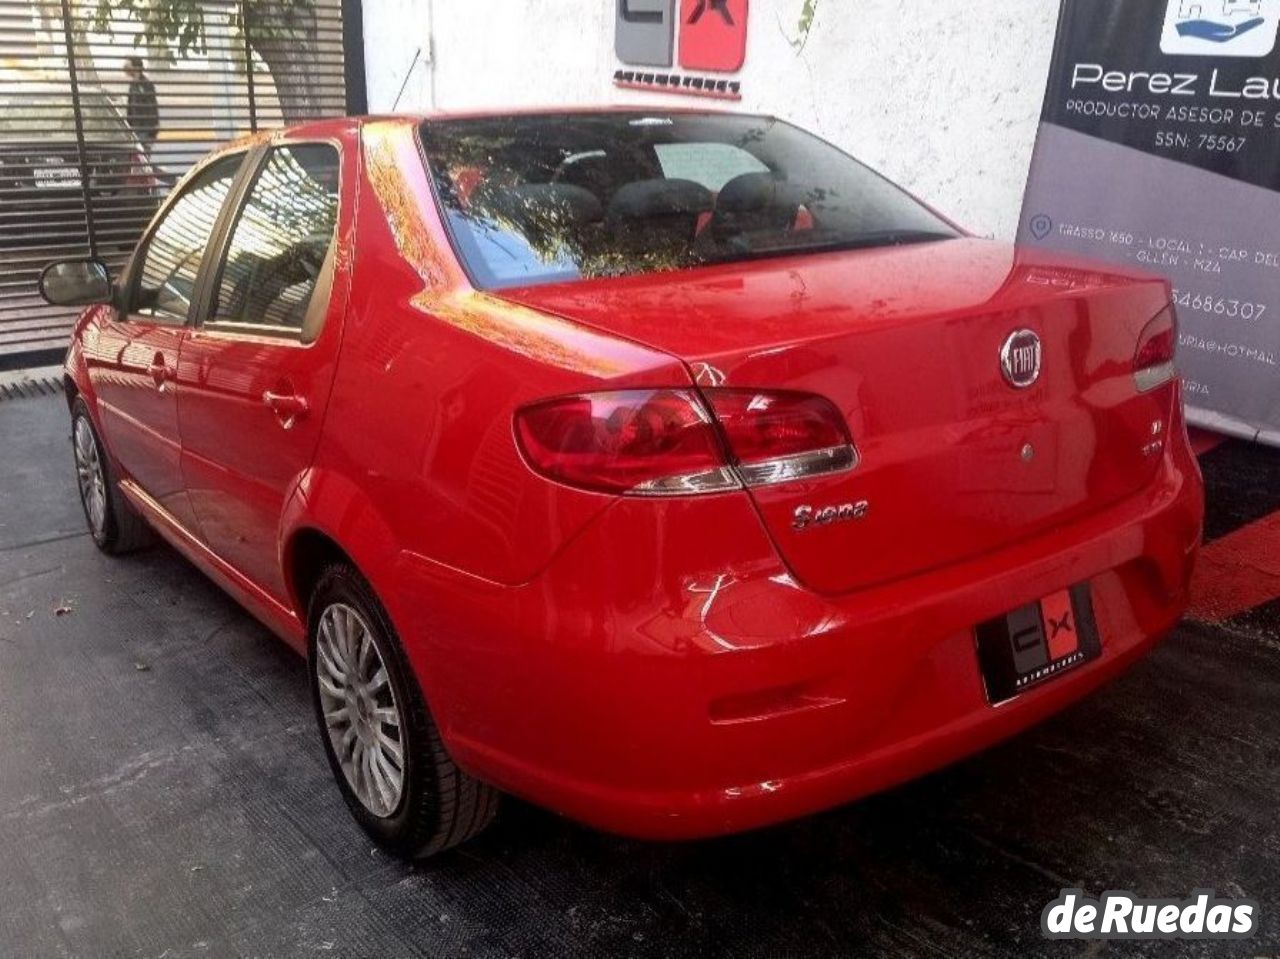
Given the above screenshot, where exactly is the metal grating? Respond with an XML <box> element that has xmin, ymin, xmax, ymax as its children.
<box><xmin>0</xmin><ymin>0</ymin><xmax>364</xmax><ymax>366</ymax></box>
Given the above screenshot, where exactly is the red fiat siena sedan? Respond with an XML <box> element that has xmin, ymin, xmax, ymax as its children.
<box><xmin>42</xmin><ymin>110</ymin><xmax>1203</xmax><ymax>858</ymax></box>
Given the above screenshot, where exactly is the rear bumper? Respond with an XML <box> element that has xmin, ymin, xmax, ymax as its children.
<box><xmin>391</xmin><ymin>410</ymin><xmax>1204</xmax><ymax>840</ymax></box>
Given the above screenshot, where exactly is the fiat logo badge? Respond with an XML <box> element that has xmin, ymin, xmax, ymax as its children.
<box><xmin>1000</xmin><ymin>329</ymin><xmax>1042</xmax><ymax>389</ymax></box>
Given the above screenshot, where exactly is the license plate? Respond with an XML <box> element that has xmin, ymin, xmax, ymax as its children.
<box><xmin>975</xmin><ymin>585</ymin><xmax>1101</xmax><ymax>705</ymax></box>
<box><xmin>33</xmin><ymin>166</ymin><xmax>81</xmax><ymax>190</ymax></box>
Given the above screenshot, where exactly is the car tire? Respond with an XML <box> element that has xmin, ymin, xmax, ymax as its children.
<box><xmin>308</xmin><ymin>563</ymin><xmax>500</xmax><ymax>859</ymax></box>
<box><xmin>71</xmin><ymin>398</ymin><xmax>154</xmax><ymax>555</ymax></box>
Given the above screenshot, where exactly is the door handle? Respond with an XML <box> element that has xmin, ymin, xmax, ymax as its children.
<box><xmin>263</xmin><ymin>390</ymin><xmax>309</xmax><ymax>430</ymax></box>
<box><xmin>147</xmin><ymin>353</ymin><xmax>174</xmax><ymax>391</ymax></box>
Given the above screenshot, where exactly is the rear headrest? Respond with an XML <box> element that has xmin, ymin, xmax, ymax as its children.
<box><xmin>607</xmin><ymin>178</ymin><xmax>713</xmax><ymax>223</ymax></box>
<box><xmin>482</xmin><ymin>183</ymin><xmax>603</xmax><ymax>229</ymax></box>
<box><xmin>717</xmin><ymin>172</ymin><xmax>794</xmax><ymax>213</ymax></box>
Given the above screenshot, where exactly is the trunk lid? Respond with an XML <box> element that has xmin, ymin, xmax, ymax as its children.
<box><xmin>497</xmin><ymin>239</ymin><xmax>1176</xmax><ymax>594</ymax></box>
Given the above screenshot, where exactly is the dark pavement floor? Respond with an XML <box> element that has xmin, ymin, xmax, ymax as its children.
<box><xmin>1</xmin><ymin>390</ymin><xmax>1278</xmax><ymax>958</ymax></box>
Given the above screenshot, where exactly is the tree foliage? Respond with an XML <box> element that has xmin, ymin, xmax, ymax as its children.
<box><xmin>92</xmin><ymin>0</ymin><xmax>206</xmax><ymax>60</ymax></box>
<box><xmin>91</xmin><ymin>0</ymin><xmax>314</xmax><ymax>58</ymax></box>
<box><xmin>90</xmin><ymin>0</ymin><xmax>328</xmax><ymax>120</ymax></box>
<box><xmin>793</xmin><ymin>0</ymin><xmax>818</xmax><ymax>52</ymax></box>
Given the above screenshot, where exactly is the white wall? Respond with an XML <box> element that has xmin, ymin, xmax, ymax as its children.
<box><xmin>362</xmin><ymin>0</ymin><xmax>1061</xmax><ymax>240</ymax></box>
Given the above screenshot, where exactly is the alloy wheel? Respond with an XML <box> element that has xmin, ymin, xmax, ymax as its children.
<box><xmin>315</xmin><ymin>602</ymin><xmax>406</xmax><ymax>818</ymax></box>
<box><xmin>73</xmin><ymin>416</ymin><xmax>107</xmax><ymax>538</ymax></box>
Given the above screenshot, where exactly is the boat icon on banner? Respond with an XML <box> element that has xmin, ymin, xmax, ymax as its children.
<box><xmin>1175</xmin><ymin>15</ymin><xmax>1267</xmax><ymax>41</ymax></box>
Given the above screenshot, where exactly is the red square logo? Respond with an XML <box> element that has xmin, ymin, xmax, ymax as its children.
<box><xmin>1042</xmin><ymin>590</ymin><xmax>1079</xmax><ymax>661</ymax></box>
<box><xmin>678</xmin><ymin>0</ymin><xmax>749</xmax><ymax>72</ymax></box>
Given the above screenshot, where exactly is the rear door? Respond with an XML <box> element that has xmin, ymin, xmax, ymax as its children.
<box><xmin>177</xmin><ymin>140</ymin><xmax>348</xmax><ymax>604</ymax></box>
<box><xmin>88</xmin><ymin>152</ymin><xmax>245</xmax><ymax>532</ymax></box>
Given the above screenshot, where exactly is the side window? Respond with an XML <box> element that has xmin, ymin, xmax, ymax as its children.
<box><xmin>211</xmin><ymin>144</ymin><xmax>341</xmax><ymax>335</ymax></box>
<box><xmin>130</xmin><ymin>154</ymin><xmax>243</xmax><ymax>322</ymax></box>
<box><xmin>653</xmin><ymin>143</ymin><xmax>769</xmax><ymax>192</ymax></box>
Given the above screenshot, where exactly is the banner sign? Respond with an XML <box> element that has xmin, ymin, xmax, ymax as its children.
<box><xmin>1019</xmin><ymin>0</ymin><xmax>1280</xmax><ymax>444</ymax></box>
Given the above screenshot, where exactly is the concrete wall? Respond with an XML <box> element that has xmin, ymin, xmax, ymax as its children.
<box><xmin>361</xmin><ymin>0</ymin><xmax>1062</xmax><ymax>240</ymax></box>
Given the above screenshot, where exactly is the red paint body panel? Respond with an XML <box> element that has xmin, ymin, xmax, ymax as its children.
<box><xmin>391</xmin><ymin>396</ymin><xmax>1200</xmax><ymax>838</ymax></box>
<box><xmin>63</xmin><ymin>114</ymin><xmax>1204</xmax><ymax>841</ymax></box>
<box><xmin>85</xmin><ymin>317</ymin><xmax>198</xmax><ymax>530</ymax></box>
<box><xmin>177</xmin><ymin>133</ymin><xmax>359</xmax><ymax>605</ymax></box>
<box><xmin>499</xmin><ymin>245</ymin><xmax>1179</xmax><ymax>594</ymax></box>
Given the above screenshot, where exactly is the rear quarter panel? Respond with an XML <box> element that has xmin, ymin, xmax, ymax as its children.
<box><xmin>297</xmin><ymin>119</ymin><xmax>692</xmax><ymax>596</ymax></box>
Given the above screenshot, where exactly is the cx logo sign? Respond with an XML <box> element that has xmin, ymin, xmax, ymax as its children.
<box><xmin>687</xmin><ymin>0</ymin><xmax>736</xmax><ymax>26</ymax></box>
<box><xmin>616</xmin><ymin>0</ymin><xmax>749</xmax><ymax>71</ymax></box>
<box><xmin>1047</xmin><ymin>610</ymin><xmax>1073</xmax><ymax>640</ymax></box>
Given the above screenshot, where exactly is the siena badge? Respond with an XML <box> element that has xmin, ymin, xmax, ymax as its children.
<box><xmin>1161</xmin><ymin>0</ymin><xmax>1280</xmax><ymax>57</ymax></box>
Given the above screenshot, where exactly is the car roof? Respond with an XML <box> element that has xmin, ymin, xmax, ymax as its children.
<box><xmin>415</xmin><ymin>104</ymin><xmax>751</xmax><ymax>122</ymax></box>
<box><xmin>195</xmin><ymin>106</ymin><xmax>767</xmax><ymax>170</ymax></box>
<box><xmin>247</xmin><ymin>105</ymin><xmax>756</xmax><ymax>142</ymax></box>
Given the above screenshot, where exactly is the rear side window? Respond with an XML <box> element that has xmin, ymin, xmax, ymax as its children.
<box><xmin>130</xmin><ymin>154</ymin><xmax>242</xmax><ymax>321</ymax></box>
<box><xmin>419</xmin><ymin>112</ymin><xmax>958</xmax><ymax>290</ymax></box>
<box><xmin>211</xmin><ymin>143</ymin><xmax>340</xmax><ymax>335</ymax></box>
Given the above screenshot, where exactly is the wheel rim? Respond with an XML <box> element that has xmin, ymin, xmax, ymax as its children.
<box><xmin>315</xmin><ymin>603</ymin><xmax>406</xmax><ymax>818</ymax></box>
<box><xmin>73</xmin><ymin>416</ymin><xmax>107</xmax><ymax>538</ymax></box>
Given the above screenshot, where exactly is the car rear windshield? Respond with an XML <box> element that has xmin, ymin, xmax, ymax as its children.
<box><xmin>418</xmin><ymin>112</ymin><xmax>959</xmax><ymax>289</ymax></box>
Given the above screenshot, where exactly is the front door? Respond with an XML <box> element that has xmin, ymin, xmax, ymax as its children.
<box><xmin>89</xmin><ymin>153</ymin><xmax>245</xmax><ymax>530</ymax></box>
<box><xmin>178</xmin><ymin>142</ymin><xmax>347</xmax><ymax>604</ymax></box>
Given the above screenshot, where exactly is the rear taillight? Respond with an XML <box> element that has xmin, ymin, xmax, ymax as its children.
<box><xmin>1134</xmin><ymin>306</ymin><xmax>1177</xmax><ymax>392</ymax></box>
<box><xmin>514</xmin><ymin>388</ymin><xmax>856</xmax><ymax>496</ymax></box>
<box><xmin>514</xmin><ymin>390</ymin><xmax>736</xmax><ymax>495</ymax></box>
<box><xmin>705</xmin><ymin>390</ymin><xmax>857</xmax><ymax>487</ymax></box>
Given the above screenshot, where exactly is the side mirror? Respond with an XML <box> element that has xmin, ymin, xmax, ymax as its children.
<box><xmin>39</xmin><ymin>259</ymin><xmax>113</xmax><ymax>307</ymax></box>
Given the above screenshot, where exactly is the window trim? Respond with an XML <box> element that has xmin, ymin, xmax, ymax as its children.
<box><xmin>192</xmin><ymin>137</ymin><xmax>344</xmax><ymax>345</ymax></box>
<box><xmin>119</xmin><ymin>149</ymin><xmax>254</xmax><ymax>327</ymax></box>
